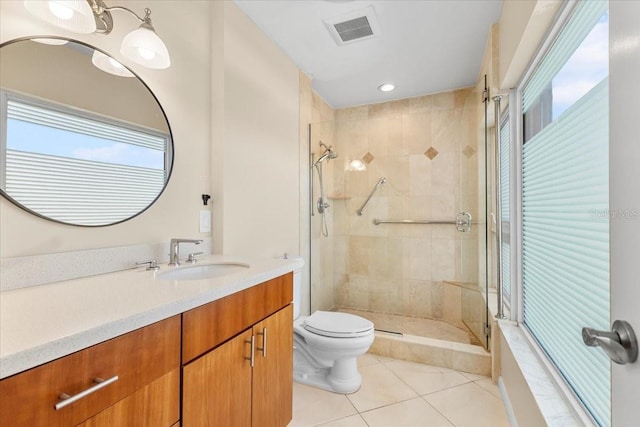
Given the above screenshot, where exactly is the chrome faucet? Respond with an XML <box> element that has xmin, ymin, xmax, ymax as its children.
<box><xmin>169</xmin><ymin>238</ymin><xmax>203</xmax><ymax>266</ymax></box>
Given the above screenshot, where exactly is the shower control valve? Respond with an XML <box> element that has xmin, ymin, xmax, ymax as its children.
<box><xmin>317</xmin><ymin>197</ymin><xmax>330</xmax><ymax>214</ymax></box>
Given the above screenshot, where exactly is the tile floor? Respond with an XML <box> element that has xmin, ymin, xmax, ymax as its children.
<box><xmin>288</xmin><ymin>353</ymin><xmax>509</xmax><ymax>427</ymax></box>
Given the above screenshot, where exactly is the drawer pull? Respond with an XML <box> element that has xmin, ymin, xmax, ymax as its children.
<box><xmin>55</xmin><ymin>376</ymin><xmax>119</xmax><ymax>410</ymax></box>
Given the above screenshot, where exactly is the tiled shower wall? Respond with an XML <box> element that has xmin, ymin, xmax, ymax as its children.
<box><xmin>320</xmin><ymin>88</ymin><xmax>484</xmax><ymax>328</ymax></box>
<box><xmin>310</xmin><ymin>92</ymin><xmax>337</xmax><ymax>314</ymax></box>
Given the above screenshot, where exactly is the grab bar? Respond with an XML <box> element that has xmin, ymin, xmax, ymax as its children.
<box><xmin>356</xmin><ymin>177</ymin><xmax>386</xmax><ymax>216</ymax></box>
<box><xmin>373</xmin><ymin>212</ymin><xmax>472</xmax><ymax>232</ymax></box>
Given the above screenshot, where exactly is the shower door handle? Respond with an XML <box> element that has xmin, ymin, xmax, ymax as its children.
<box><xmin>582</xmin><ymin>320</ymin><xmax>638</xmax><ymax>364</ymax></box>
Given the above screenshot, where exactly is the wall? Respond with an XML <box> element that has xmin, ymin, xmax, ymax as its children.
<box><xmin>1</xmin><ymin>0</ymin><xmax>303</xmax><ymax>264</ymax></box>
<box><xmin>0</xmin><ymin>0</ymin><xmax>212</xmax><ymax>258</ymax></box>
<box><xmin>211</xmin><ymin>1</ymin><xmax>301</xmax><ymax>259</ymax></box>
<box><xmin>0</xmin><ymin>40</ymin><xmax>167</xmax><ymax>131</ymax></box>
<box><xmin>498</xmin><ymin>0</ymin><xmax>562</xmax><ymax>89</ymax></box>
<box><xmin>309</xmin><ymin>92</ymin><xmax>337</xmax><ymax>313</ymax></box>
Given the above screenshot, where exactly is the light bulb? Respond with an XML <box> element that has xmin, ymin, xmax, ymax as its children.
<box><xmin>377</xmin><ymin>83</ymin><xmax>395</xmax><ymax>92</ymax></box>
<box><xmin>48</xmin><ymin>1</ymin><xmax>74</xmax><ymax>20</ymax></box>
<box><xmin>108</xmin><ymin>57</ymin><xmax>124</xmax><ymax>70</ymax></box>
<box><xmin>92</xmin><ymin>50</ymin><xmax>134</xmax><ymax>77</ymax></box>
<box><xmin>137</xmin><ymin>47</ymin><xmax>156</xmax><ymax>60</ymax></box>
<box><xmin>349</xmin><ymin>160</ymin><xmax>367</xmax><ymax>171</ymax></box>
<box><xmin>121</xmin><ymin>25</ymin><xmax>170</xmax><ymax>69</ymax></box>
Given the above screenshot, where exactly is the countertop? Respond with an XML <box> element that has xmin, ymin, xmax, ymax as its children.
<box><xmin>0</xmin><ymin>255</ymin><xmax>303</xmax><ymax>379</ymax></box>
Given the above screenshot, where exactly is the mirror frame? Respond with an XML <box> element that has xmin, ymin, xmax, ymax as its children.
<box><xmin>0</xmin><ymin>36</ymin><xmax>174</xmax><ymax>227</ymax></box>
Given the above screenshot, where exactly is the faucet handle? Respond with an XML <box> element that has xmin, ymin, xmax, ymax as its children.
<box><xmin>185</xmin><ymin>252</ymin><xmax>204</xmax><ymax>264</ymax></box>
<box><xmin>136</xmin><ymin>259</ymin><xmax>159</xmax><ymax>271</ymax></box>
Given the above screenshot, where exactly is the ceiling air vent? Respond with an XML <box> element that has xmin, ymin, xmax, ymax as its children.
<box><xmin>324</xmin><ymin>6</ymin><xmax>379</xmax><ymax>46</ymax></box>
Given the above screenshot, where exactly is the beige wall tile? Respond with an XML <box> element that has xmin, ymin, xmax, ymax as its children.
<box><xmin>326</xmin><ymin>86</ymin><xmax>484</xmax><ymax>343</ymax></box>
<box><xmin>442</xmin><ymin>282</ymin><xmax>464</xmax><ymax>328</ymax></box>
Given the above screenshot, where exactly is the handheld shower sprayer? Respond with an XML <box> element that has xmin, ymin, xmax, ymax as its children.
<box><xmin>313</xmin><ymin>141</ymin><xmax>338</xmax><ymax>236</ymax></box>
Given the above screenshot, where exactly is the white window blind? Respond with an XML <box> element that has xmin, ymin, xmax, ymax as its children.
<box><xmin>5</xmin><ymin>150</ymin><xmax>165</xmax><ymax>225</ymax></box>
<box><xmin>521</xmin><ymin>1</ymin><xmax>609</xmax><ymax>425</ymax></box>
<box><xmin>7</xmin><ymin>100</ymin><xmax>166</xmax><ymax>151</ymax></box>
<box><xmin>499</xmin><ymin>116</ymin><xmax>510</xmax><ymax>304</ymax></box>
<box><xmin>2</xmin><ymin>95</ymin><xmax>167</xmax><ymax>226</ymax></box>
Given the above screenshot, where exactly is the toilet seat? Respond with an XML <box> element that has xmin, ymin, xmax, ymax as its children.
<box><xmin>303</xmin><ymin>311</ymin><xmax>374</xmax><ymax>338</ymax></box>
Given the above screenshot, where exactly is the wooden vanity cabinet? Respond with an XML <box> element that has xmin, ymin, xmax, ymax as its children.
<box><xmin>181</xmin><ymin>273</ymin><xmax>293</xmax><ymax>427</ymax></box>
<box><xmin>0</xmin><ymin>315</ymin><xmax>181</xmax><ymax>427</ymax></box>
<box><xmin>0</xmin><ymin>272</ymin><xmax>294</xmax><ymax>427</ymax></box>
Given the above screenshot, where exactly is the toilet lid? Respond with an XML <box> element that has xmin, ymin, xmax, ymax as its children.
<box><xmin>303</xmin><ymin>311</ymin><xmax>374</xmax><ymax>338</ymax></box>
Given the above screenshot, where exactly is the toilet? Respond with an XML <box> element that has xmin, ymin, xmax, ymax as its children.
<box><xmin>292</xmin><ymin>265</ymin><xmax>374</xmax><ymax>394</ymax></box>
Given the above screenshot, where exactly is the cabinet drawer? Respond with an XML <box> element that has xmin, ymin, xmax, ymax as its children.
<box><xmin>76</xmin><ymin>368</ymin><xmax>180</xmax><ymax>427</ymax></box>
<box><xmin>182</xmin><ymin>273</ymin><xmax>293</xmax><ymax>363</ymax></box>
<box><xmin>0</xmin><ymin>315</ymin><xmax>181</xmax><ymax>427</ymax></box>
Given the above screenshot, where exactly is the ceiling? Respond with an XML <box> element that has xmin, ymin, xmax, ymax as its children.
<box><xmin>233</xmin><ymin>0</ymin><xmax>503</xmax><ymax>109</ymax></box>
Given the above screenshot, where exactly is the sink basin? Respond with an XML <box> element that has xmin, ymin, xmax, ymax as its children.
<box><xmin>157</xmin><ymin>262</ymin><xmax>250</xmax><ymax>281</ymax></box>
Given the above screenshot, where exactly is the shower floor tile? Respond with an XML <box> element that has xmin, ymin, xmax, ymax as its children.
<box><xmin>288</xmin><ymin>353</ymin><xmax>509</xmax><ymax>427</ymax></box>
<box><xmin>337</xmin><ymin>308</ymin><xmax>481</xmax><ymax>346</ymax></box>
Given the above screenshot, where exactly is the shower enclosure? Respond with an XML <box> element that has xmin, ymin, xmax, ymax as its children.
<box><xmin>309</xmin><ymin>79</ymin><xmax>491</xmax><ymax>350</ymax></box>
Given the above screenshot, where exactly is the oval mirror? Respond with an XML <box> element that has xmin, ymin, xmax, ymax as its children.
<box><xmin>0</xmin><ymin>37</ymin><xmax>173</xmax><ymax>226</ymax></box>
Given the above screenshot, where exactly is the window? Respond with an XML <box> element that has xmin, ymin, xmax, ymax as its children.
<box><xmin>499</xmin><ymin>113</ymin><xmax>510</xmax><ymax>308</ymax></box>
<box><xmin>519</xmin><ymin>1</ymin><xmax>610</xmax><ymax>425</ymax></box>
<box><xmin>1</xmin><ymin>91</ymin><xmax>170</xmax><ymax>226</ymax></box>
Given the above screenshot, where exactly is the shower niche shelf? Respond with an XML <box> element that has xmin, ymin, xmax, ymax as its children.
<box><xmin>327</xmin><ymin>194</ymin><xmax>351</xmax><ymax>200</ymax></box>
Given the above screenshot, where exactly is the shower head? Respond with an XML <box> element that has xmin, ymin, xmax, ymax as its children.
<box><xmin>314</xmin><ymin>142</ymin><xmax>338</xmax><ymax>166</ymax></box>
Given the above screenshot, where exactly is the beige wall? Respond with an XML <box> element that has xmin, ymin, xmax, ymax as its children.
<box><xmin>0</xmin><ymin>40</ymin><xmax>167</xmax><ymax>131</ymax></box>
<box><xmin>309</xmin><ymin>91</ymin><xmax>337</xmax><ymax>313</ymax></box>
<box><xmin>0</xmin><ymin>0</ymin><xmax>212</xmax><ymax>257</ymax></box>
<box><xmin>498</xmin><ymin>0</ymin><xmax>562</xmax><ymax>89</ymax></box>
<box><xmin>211</xmin><ymin>1</ymin><xmax>300</xmax><ymax>259</ymax></box>
<box><xmin>1</xmin><ymin>1</ymin><xmax>302</xmax><ymax>261</ymax></box>
<box><xmin>498</xmin><ymin>330</ymin><xmax>546</xmax><ymax>427</ymax></box>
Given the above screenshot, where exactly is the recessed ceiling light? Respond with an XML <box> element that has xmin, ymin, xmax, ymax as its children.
<box><xmin>378</xmin><ymin>83</ymin><xmax>395</xmax><ymax>92</ymax></box>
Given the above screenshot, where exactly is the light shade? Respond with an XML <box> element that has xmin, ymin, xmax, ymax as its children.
<box><xmin>91</xmin><ymin>50</ymin><xmax>134</xmax><ymax>77</ymax></box>
<box><xmin>121</xmin><ymin>26</ymin><xmax>170</xmax><ymax>70</ymax></box>
<box><xmin>24</xmin><ymin>0</ymin><xmax>96</xmax><ymax>34</ymax></box>
<box><xmin>32</xmin><ymin>38</ymin><xmax>69</xmax><ymax>45</ymax></box>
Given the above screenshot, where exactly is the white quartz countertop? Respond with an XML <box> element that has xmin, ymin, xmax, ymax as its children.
<box><xmin>0</xmin><ymin>255</ymin><xmax>303</xmax><ymax>379</ymax></box>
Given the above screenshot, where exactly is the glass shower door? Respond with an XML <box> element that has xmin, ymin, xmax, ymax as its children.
<box><xmin>459</xmin><ymin>75</ymin><xmax>490</xmax><ymax>349</ymax></box>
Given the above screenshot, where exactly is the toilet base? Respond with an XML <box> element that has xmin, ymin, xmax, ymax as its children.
<box><xmin>293</xmin><ymin>342</ymin><xmax>363</xmax><ymax>394</ymax></box>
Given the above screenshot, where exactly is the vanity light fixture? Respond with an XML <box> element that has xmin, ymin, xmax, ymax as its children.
<box><xmin>24</xmin><ymin>0</ymin><xmax>171</xmax><ymax>69</ymax></box>
<box><xmin>91</xmin><ymin>49</ymin><xmax>134</xmax><ymax>77</ymax></box>
<box><xmin>377</xmin><ymin>83</ymin><xmax>395</xmax><ymax>92</ymax></box>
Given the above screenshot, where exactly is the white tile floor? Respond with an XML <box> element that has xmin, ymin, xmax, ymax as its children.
<box><xmin>288</xmin><ymin>354</ymin><xmax>509</xmax><ymax>427</ymax></box>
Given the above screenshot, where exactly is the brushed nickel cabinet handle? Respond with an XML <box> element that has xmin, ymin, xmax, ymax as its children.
<box><xmin>245</xmin><ymin>336</ymin><xmax>255</xmax><ymax>367</ymax></box>
<box><xmin>55</xmin><ymin>375</ymin><xmax>119</xmax><ymax>410</ymax></box>
<box><xmin>257</xmin><ymin>328</ymin><xmax>267</xmax><ymax>357</ymax></box>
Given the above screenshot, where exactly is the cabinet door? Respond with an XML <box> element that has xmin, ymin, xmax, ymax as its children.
<box><xmin>183</xmin><ymin>329</ymin><xmax>253</xmax><ymax>427</ymax></box>
<box><xmin>252</xmin><ymin>305</ymin><xmax>293</xmax><ymax>427</ymax></box>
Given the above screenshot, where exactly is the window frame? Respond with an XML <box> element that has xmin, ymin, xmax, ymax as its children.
<box><xmin>511</xmin><ymin>1</ymin><xmax>608</xmax><ymax>425</ymax></box>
